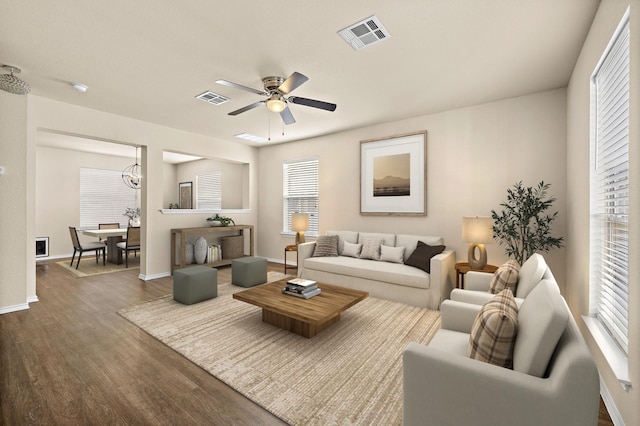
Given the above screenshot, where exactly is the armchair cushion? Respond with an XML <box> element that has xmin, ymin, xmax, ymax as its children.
<box><xmin>489</xmin><ymin>260</ymin><xmax>520</xmax><ymax>294</ymax></box>
<box><xmin>468</xmin><ymin>289</ymin><xmax>518</xmax><ymax>368</ymax></box>
<box><xmin>513</xmin><ymin>279</ymin><xmax>568</xmax><ymax>377</ymax></box>
<box><xmin>516</xmin><ymin>253</ymin><xmax>547</xmax><ymax>298</ymax></box>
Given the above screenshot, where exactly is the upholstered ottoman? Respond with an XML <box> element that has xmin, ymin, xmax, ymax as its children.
<box><xmin>232</xmin><ymin>257</ymin><xmax>267</xmax><ymax>287</ymax></box>
<box><xmin>173</xmin><ymin>265</ymin><xmax>218</xmax><ymax>305</ymax></box>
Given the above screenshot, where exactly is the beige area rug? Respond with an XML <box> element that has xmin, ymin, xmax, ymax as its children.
<box><xmin>56</xmin><ymin>255</ymin><xmax>139</xmax><ymax>278</ymax></box>
<box><xmin>118</xmin><ymin>271</ymin><xmax>441</xmax><ymax>425</ymax></box>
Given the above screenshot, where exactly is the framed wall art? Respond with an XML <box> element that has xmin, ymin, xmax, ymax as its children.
<box><xmin>179</xmin><ymin>181</ymin><xmax>193</xmax><ymax>209</ymax></box>
<box><xmin>360</xmin><ymin>131</ymin><xmax>427</xmax><ymax>216</ymax></box>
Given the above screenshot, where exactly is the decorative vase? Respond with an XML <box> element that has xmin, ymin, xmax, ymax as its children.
<box><xmin>129</xmin><ymin>217</ymin><xmax>141</xmax><ymax>227</ymax></box>
<box><xmin>194</xmin><ymin>236</ymin><xmax>208</xmax><ymax>264</ymax></box>
<box><xmin>185</xmin><ymin>242</ymin><xmax>194</xmax><ymax>264</ymax></box>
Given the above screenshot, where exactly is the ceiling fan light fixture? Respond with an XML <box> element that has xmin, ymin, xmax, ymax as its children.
<box><xmin>266</xmin><ymin>94</ymin><xmax>286</xmax><ymax>113</ymax></box>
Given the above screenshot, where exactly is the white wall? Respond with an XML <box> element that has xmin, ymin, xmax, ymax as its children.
<box><xmin>258</xmin><ymin>88</ymin><xmax>568</xmax><ymax>290</ymax></box>
<box><xmin>566</xmin><ymin>1</ymin><xmax>638</xmax><ymax>424</ymax></box>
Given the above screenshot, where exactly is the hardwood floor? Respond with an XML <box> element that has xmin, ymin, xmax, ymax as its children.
<box><xmin>2</xmin><ymin>260</ymin><xmax>615</xmax><ymax>425</ymax></box>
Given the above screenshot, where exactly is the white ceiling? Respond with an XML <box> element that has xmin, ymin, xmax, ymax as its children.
<box><xmin>1</xmin><ymin>1</ymin><xmax>599</xmax><ymax>148</ymax></box>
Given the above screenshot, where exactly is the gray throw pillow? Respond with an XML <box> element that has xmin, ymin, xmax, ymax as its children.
<box><xmin>312</xmin><ymin>235</ymin><xmax>339</xmax><ymax>257</ymax></box>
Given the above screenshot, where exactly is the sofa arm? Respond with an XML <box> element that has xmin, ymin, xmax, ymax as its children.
<box><xmin>440</xmin><ymin>300</ymin><xmax>481</xmax><ymax>333</ymax></box>
<box><xmin>296</xmin><ymin>241</ymin><xmax>316</xmax><ymax>277</ymax></box>
<box><xmin>430</xmin><ymin>250</ymin><xmax>456</xmax><ymax>308</ymax></box>
<box><xmin>403</xmin><ymin>342</ymin><xmax>594</xmax><ymax>426</ymax></box>
<box><xmin>465</xmin><ymin>270</ymin><xmax>493</xmax><ymax>291</ymax></box>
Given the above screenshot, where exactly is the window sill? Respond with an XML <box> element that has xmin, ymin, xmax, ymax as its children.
<box><xmin>582</xmin><ymin>316</ymin><xmax>631</xmax><ymax>390</ymax></box>
<box><xmin>160</xmin><ymin>209</ymin><xmax>250</xmax><ymax>215</ymax></box>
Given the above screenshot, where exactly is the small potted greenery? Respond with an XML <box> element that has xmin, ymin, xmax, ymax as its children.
<box><xmin>124</xmin><ymin>207</ymin><xmax>141</xmax><ymax>226</ymax></box>
<box><xmin>206</xmin><ymin>213</ymin><xmax>235</xmax><ymax>227</ymax></box>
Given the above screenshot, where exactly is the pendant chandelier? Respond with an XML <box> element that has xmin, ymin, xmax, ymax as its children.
<box><xmin>122</xmin><ymin>146</ymin><xmax>142</xmax><ymax>189</ymax></box>
<box><xmin>0</xmin><ymin>65</ymin><xmax>31</xmax><ymax>95</ymax></box>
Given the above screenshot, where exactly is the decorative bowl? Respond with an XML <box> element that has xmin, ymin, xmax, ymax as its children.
<box><xmin>208</xmin><ymin>220</ymin><xmax>222</xmax><ymax>227</ymax></box>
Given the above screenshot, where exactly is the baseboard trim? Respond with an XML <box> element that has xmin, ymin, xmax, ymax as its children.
<box><xmin>600</xmin><ymin>375</ymin><xmax>624</xmax><ymax>425</ymax></box>
<box><xmin>0</xmin><ymin>302</ymin><xmax>30</xmax><ymax>315</ymax></box>
<box><xmin>139</xmin><ymin>272</ymin><xmax>171</xmax><ymax>281</ymax></box>
<box><xmin>27</xmin><ymin>295</ymin><xmax>39</xmax><ymax>304</ymax></box>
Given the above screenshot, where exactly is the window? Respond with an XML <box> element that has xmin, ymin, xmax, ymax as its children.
<box><xmin>196</xmin><ymin>171</ymin><xmax>222</xmax><ymax>209</ymax></box>
<box><xmin>283</xmin><ymin>158</ymin><xmax>319</xmax><ymax>237</ymax></box>
<box><xmin>589</xmin><ymin>13</ymin><xmax>629</xmax><ymax>354</ymax></box>
<box><xmin>80</xmin><ymin>168</ymin><xmax>138</xmax><ymax>229</ymax></box>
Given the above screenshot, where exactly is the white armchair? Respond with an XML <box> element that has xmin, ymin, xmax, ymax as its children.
<box><xmin>403</xmin><ymin>279</ymin><xmax>600</xmax><ymax>426</ymax></box>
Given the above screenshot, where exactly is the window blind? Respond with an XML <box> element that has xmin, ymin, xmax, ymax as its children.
<box><xmin>80</xmin><ymin>168</ymin><xmax>138</xmax><ymax>229</ymax></box>
<box><xmin>590</xmin><ymin>17</ymin><xmax>629</xmax><ymax>352</ymax></box>
<box><xmin>283</xmin><ymin>158</ymin><xmax>319</xmax><ymax>237</ymax></box>
<box><xmin>196</xmin><ymin>171</ymin><xmax>222</xmax><ymax>210</ymax></box>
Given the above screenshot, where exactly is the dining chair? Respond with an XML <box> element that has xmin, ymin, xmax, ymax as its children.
<box><xmin>98</xmin><ymin>223</ymin><xmax>122</xmax><ymax>244</ymax></box>
<box><xmin>117</xmin><ymin>226</ymin><xmax>141</xmax><ymax>268</ymax></box>
<box><xmin>68</xmin><ymin>226</ymin><xmax>106</xmax><ymax>269</ymax></box>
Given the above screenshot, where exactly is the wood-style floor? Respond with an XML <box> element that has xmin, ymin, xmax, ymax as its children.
<box><xmin>2</xmin><ymin>259</ymin><xmax>615</xmax><ymax>425</ymax></box>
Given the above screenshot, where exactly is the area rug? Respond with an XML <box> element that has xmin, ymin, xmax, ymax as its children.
<box><xmin>118</xmin><ymin>272</ymin><xmax>441</xmax><ymax>425</ymax></box>
<box><xmin>56</xmin><ymin>256</ymin><xmax>139</xmax><ymax>278</ymax></box>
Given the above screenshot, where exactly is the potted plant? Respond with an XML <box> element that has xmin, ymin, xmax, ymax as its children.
<box><xmin>124</xmin><ymin>207</ymin><xmax>141</xmax><ymax>226</ymax></box>
<box><xmin>206</xmin><ymin>213</ymin><xmax>235</xmax><ymax>227</ymax></box>
<box><xmin>491</xmin><ymin>181</ymin><xmax>563</xmax><ymax>265</ymax></box>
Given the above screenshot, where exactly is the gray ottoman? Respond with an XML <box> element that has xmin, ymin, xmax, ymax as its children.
<box><xmin>232</xmin><ymin>257</ymin><xmax>267</xmax><ymax>287</ymax></box>
<box><xmin>173</xmin><ymin>265</ymin><xmax>218</xmax><ymax>305</ymax></box>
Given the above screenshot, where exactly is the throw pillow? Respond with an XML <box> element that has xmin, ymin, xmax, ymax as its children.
<box><xmin>359</xmin><ymin>237</ymin><xmax>384</xmax><ymax>260</ymax></box>
<box><xmin>342</xmin><ymin>241</ymin><xmax>362</xmax><ymax>258</ymax></box>
<box><xmin>404</xmin><ymin>241</ymin><xmax>445</xmax><ymax>273</ymax></box>
<box><xmin>312</xmin><ymin>235</ymin><xmax>339</xmax><ymax>257</ymax></box>
<box><xmin>489</xmin><ymin>260</ymin><xmax>520</xmax><ymax>294</ymax></box>
<box><xmin>468</xmin><ymin>289</ymin><xmax>519</xmax><ymax>368</ymax></box>
<box><xmin>380</xmin><ymin>245</ymin><xmax>405</xmax><ymax>263</ymax></box>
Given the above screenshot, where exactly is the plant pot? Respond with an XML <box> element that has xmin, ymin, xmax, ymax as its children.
<box><xmin>208</xmin><ymin>220</ymin><xmax>222</xmax><ymax>227</ymax></box>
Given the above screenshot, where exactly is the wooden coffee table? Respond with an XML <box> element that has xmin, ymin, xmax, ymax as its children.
<box><xmin>233</xmin><ymin>278</ymin><xmax>368</xmax><ymax>338</ymax></box>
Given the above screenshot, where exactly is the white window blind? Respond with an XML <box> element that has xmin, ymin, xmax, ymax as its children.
<box><xmin>590</xmin><ymin>16</ymin><xmax>629</xmax><ymax>353</ymax></box>
<box><xmin>283</xmin><ymin>158</ymin><xmax>319</xmax><ymax>237</ymax></box>
<box><xmin>80</xmin><ymin>168</ymin><xmax>138</xmax><ymax>229</ymax></box>
<box><xmin>196</xmin><ymin>171</ymin><xmax>222</xmax><ymax>210</ymax></box>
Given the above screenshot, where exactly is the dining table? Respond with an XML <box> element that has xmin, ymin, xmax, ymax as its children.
<box><xmin>82</xmin><ymin>228</ymin><xmax>128</xmax><ymax>264</ymax></box>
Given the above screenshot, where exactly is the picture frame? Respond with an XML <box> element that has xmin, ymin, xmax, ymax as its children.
<box><xmin>360</xmin><ymin>131</ymin><xmax>427</xmax><ymax>216</ymax></box>
<box><xmin>179</xmin><ymin>181</ymin><xmax>193</xmax><ymax>209</ymax></box>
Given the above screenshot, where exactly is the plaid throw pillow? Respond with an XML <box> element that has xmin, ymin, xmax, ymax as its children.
<box><xmin>312</xmin><ymin>235</ymin><xmax>339</xmax><ymax>257</ymax></box>
<box><xmin>489</xmin><ymin>260</ymin><xmax>520</xmax><ymax>294</ymax></box>
<box><xmin>468</xmin><ymin>289</ymin><xmax>519</xmax><ymax>368</ymax></box>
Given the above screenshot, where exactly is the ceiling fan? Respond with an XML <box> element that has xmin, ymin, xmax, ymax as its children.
<box><xmin>215</xmin><ymin>72</ymin><xmax>337</xmax><ymax>125</ymax></box>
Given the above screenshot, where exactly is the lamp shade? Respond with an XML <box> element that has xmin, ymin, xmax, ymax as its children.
<box><xmin>462</xmin><ymin>216</ymin><xmax>494</xmax><ymax>244</ymax></box>
<box><xmin>291</xmin><ymin>213</ymin><xmax>310</xmax><ymax>231</ymax></box>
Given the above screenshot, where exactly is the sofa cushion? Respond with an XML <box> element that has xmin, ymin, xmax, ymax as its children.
<box><xmin>468</xmin><ymin>289</ymin><xmax>518</xmax><ymax>368</ymax></box>
<box><xmin>489</xmin><ymin>260</ymin><xmax>520</xmax><ymax>294</ymax></box>
<box><xmin>312</xmin><ymin>235</ymin><xmax>338</xmax><ymax>257</ymax></box>
<box><xmin>360</xmin><ymin>237</ymin><xmax>384</xmax><ymax>260</ymax></box>
<box><xmin>396</xmin><ymin>234</ymin><xmax>445</xmax><ymax>262</ymax></box>
<box><xmin>516</xmin><ymin>253</ymin><xmax>546</xmax><ymax>298</ymax></box>
<box><xmin>358</xmin><ymin>232</ymin><xmax>396</xmax><ymax>248</ymax></box>
<box><xmin>327</xmin><ymin>230</ymin><xmax>359</xmax><ymax>255</ymax></box>
<box><xmin>303</xmin><ymin>256</ymin><xmax>431</xmax><ymax>290</ymax></box>
<box><xmin>342</xmin><ymin>241</ymin><xmax>362</xmax><ymax>258</ymax></box>
<box><xmin>404</xmin><ymin>241</ymin><xmax>445</xmax><ymax>273</ymax></box>
<box><xmin>380</xmin><ymin>245</ymin><xmax>405</xmax><ymax>263</ymax></box>
<box><xmin>513</xmin><ymin>279</ymin><xmax>568</xmax><ymax>378</ymax></box>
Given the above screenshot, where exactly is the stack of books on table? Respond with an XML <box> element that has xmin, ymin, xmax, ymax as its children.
<box><xmin>282</xmin><ymin>278</ymin><xmax>321</xmax><ymax>299</ymax></box>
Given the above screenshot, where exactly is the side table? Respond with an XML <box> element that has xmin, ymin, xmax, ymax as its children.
<box><xmin>284</xmin><ymin>244</ymin><xmax>298</xmax><ymax>274</ymax></box>
<box><xmin>454</xmin><ymin>262</ymin><xmax>499</xmax><ymax>289</ymax></box>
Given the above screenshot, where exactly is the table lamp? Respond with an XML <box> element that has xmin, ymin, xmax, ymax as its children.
<box><xmin>291</xmin><ymin>213</ymin><xmax>310</xmax><ymax>245</ymax></box>
<box><xmin>462</xmin><ymin>216</ymin><xmax>494</xmax><ymax>269</ymax></box>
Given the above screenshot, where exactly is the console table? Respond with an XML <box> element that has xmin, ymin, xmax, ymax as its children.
<box><xmin>171</xmin><ymin>225</ymin><xmax>254</xmax><ymax>273</ymax></box>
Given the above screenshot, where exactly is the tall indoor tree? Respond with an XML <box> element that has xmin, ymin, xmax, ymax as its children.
<box><xmin>491</xmin><ymin>181</ymin><xmax>564</xmax><ymax>265</ymax></box>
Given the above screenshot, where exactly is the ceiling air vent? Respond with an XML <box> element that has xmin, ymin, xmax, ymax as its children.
<box><xmin>338</xmin><ymin>15</ymin><xmax>390</xmax><ymax>50</ymax></box>
<box><xmin>195</xmin><ymin>91</ymin><xmax>229</xmax><ymax>105</ymax></box>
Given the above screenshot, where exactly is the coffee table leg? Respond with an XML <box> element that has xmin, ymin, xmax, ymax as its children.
<box><xmin>262</xmin><ymin>309</ymin><xmax>340</xmax><ymax>338</ymax></box>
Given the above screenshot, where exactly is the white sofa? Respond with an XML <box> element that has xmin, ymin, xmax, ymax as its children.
<box><xmin>403</xmin><ymin>278</ymin><xmax>600</xmax><ymax>426</ymax></box>
<box><xmin>450</xmin><ymin>253</ymin><xmax>555</xmax><ymax>307</ymax></box>
<box><xmin>297</xmin><ymin>231</ymin><xmax>456</xmax><ymax>310</ymax></box>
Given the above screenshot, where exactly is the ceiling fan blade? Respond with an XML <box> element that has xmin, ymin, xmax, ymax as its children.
<box><xmin>228</xmin><ymin>101</ymin><xmax>265</xmax><ymax>116</ymax></box>
<box><xmin>215</xmin><ymin>79</ymin><xmax>267</xmax><ymax>96</ymax></box>
<box><xmin>278</xmin><ymin>72</ymin><xmax>309</xmax><ymax>94</ymax></box>
<box><xmin>289</xmin><ymin>96</ymin><xmax>337</xmax><ymax>112</ymax></box>
<box><xmin>280</xmin><ymin>106</ymin><xmax>296</xmax><ymax>125</ymax></box>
